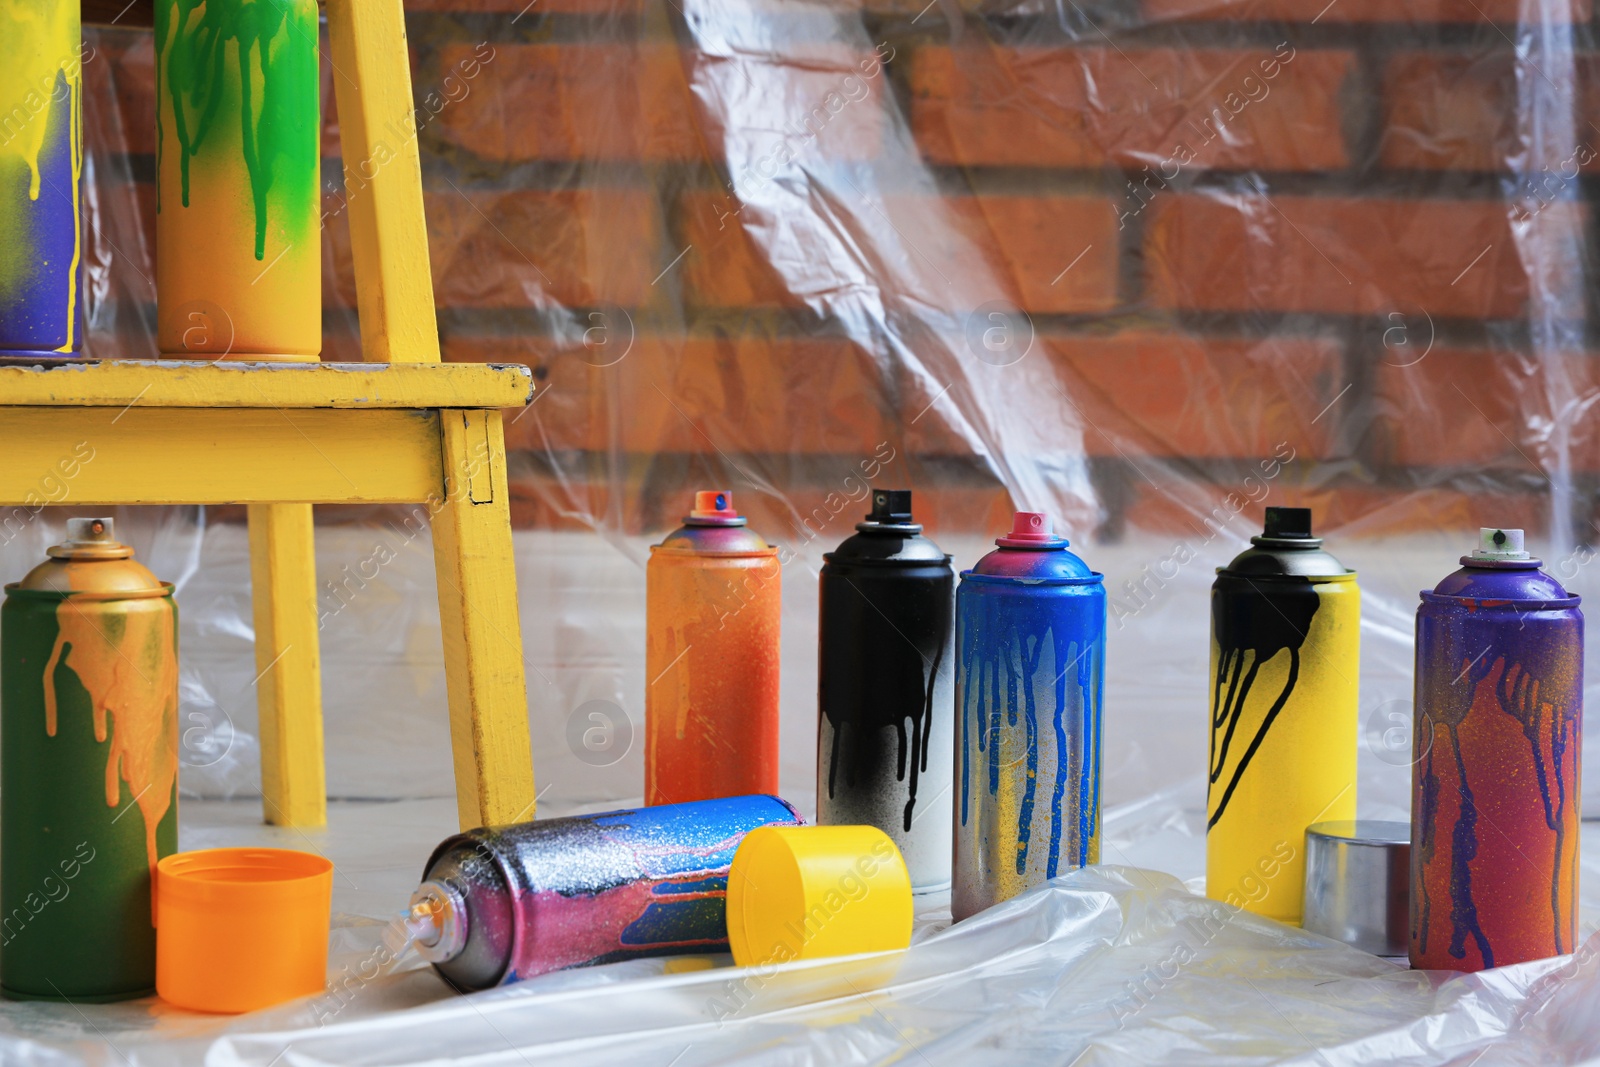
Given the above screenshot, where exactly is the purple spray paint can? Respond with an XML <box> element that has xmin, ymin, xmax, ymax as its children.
<box><xmin>1411</xmin><ymin>527</ymin><xmax>1582</xmax><ymax>971</ymax></box>
<box><xmin>405</xmin><ymin>795</ymin><xmax>803</xmax><ymax>990</ymax></box>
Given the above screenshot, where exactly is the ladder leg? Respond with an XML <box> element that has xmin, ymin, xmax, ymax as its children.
<box><xmin>248</xmin><ymin>502</ymin><xmax>328</xmax><ymax>827</ymax></box>
<box><xmin>431</xmin><ymin>409</ymin><xmax>537</xmax><ymax>831</ymax></box>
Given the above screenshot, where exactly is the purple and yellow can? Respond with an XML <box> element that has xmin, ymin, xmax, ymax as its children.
<box><xmin>406</xmin><ymin>795</ymin><xmax>803</xmax><ymax>990</ymax></box>
<box><xmin>1411</xmin><ymin>528</ymin><xmax>1582</xmax><ymax>972</ymax></box>
<box><xmin>0</xmin><ymin>1</ymin><xmax>84</xmax><ymax>358</ymax></box>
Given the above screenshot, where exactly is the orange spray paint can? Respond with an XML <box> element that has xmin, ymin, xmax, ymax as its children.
<box><xmin>646</xmin><ymin>492</ymin><xmax>781</xmax><ymax>805</ymax></box>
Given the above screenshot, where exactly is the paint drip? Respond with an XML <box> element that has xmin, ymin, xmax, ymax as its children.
<box><xmin>817</xmin><ymin>489</ymin><xmax>954</xmax><ymax>893</ymax></box>
<box><xmin>953</xmin><ymin>512</ymin><xmax>1106</xmax><ymax>922</ymax></box>
<box><xmin>1412</xmin><ymin>528</ymin><xmax>1581</xmax><ymax>971</ymax></box>
<box><xmin>0</xmin><ymin>0</ymin><xmax>83</xmax><ymax>353</ymax></box>
<box><xmin>1205</xmin><ymin>507</ymin><xmax>1359</xmax><ymax>925</ymax></box>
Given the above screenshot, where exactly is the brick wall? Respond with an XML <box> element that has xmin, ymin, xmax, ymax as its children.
<box><xmin>83</xmin><ymin>2</ymin><xmax>1600</xmax><ymax>543</ymax></box>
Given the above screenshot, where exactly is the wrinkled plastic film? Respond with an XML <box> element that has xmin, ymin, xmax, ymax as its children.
<box><xmin>14</xmin><ymin>0</ymin><xmax>1595</xmax><ymax>1060</ymax></box>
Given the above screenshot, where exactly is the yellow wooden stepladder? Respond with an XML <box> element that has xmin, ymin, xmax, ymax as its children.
<box><xmin>0</xmin><ymin>0</ymin><xmax>538</xmax><ymax>831</ymax></box>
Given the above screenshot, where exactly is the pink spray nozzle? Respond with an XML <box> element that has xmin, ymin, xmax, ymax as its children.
<box><xmin>996</xmin><ymin>511</ymin><xmax>1068</xmax><ymax>549</ymax></box>
<box><xmin>685</xmin><ymin>490</ymin><xmax>744</xmax><ymax>525</ymax></box>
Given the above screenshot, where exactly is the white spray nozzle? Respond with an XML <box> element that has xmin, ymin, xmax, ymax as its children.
<box><xmin>1471</xmin><ymin>528</ymin><xmax>1530</xmax><ymax>561</ymax></box>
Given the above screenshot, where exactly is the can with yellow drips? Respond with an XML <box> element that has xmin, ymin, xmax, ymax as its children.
<box><xmin>0</xmin><ymin>517</ymin><xmax>179</xmax><ymax>1001</ymax></box>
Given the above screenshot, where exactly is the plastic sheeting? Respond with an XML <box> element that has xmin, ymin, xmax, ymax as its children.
<box><xmin>10</xmin><ymin>0</ymin><xmax>1598</xmax><ymax>1060</ymax></box>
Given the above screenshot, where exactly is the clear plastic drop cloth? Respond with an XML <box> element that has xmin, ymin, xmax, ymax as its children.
<box><xmin>6</xmin><ymin>0</ymin><xmax>1598</xmax><ymax>1060</ymax></box>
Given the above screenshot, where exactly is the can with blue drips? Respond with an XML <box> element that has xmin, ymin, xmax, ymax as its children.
<box><xmin>953</xmin><ymin>511</ymin><xmax>1105</xmax><ymax>921</ymax></box>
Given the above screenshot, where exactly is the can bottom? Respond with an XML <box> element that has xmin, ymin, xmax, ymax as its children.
<box><xmin>2</xmin><ymin>983</ymin><xmax>155</xmax><ymax>1003</ymax></box>
<box><xmin>0</xmin><ymin>349</ymin><xmax>82</xmax><ymax>362</ymax></box>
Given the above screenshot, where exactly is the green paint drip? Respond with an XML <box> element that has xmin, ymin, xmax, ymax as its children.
<box><xmin>155</xmin><ymin>0</ymin><xmax>318</xmax><ymax>261</ymax></box>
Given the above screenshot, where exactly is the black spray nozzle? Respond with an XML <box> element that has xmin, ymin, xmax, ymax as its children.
<box><xmin>1262</xmin><ymin>507</ymin><xmax>1314</xmax><ymax>540</ymax></box>
<box><xmin>867</xmin><ymin>489</ymin><xmax>914</xmax><ymax>524</ymax></box>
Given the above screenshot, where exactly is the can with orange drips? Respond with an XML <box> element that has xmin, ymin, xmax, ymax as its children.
<box><xmin>0</xmin><ymin>517</ymin><xmax>179</xmax><ymax>1001</ymax></box>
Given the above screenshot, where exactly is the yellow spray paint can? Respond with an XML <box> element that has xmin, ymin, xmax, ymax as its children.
<box><xmin>1207</xmin><ymin>507</ymin><xmax>1358</xmax><ymax>924</ymax></box>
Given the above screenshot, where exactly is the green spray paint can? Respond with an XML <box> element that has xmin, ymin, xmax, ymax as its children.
<box><xmin>1</xmin><ymin>518</ymin><xmax>179</xmax><ymax>1001</ymax></box>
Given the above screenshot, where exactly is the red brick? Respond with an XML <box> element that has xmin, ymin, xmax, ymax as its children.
<box><xmin>1053</xmin><ymin>333</ymin><xmax>1345</xmax><ymax>460</ymax></box>
<box><xmin>1383</xmin><ymin>53</ymin><xmax>1600</xmax><ymax>173</ymax></box>
<box><xmin>430</xmin><ymin>42</ymin><xmax>886</xmax><ymax>165</ymax></box>
<box><xmin>1126</xmin><ymin>485</ymin><xmax>1548</xmax><ymax>540</ymax></box>
<box><xmin>912</xmin><ymin>44</ymin><xmax>1353</xmax><ymax>171</ymax></box>
<box><xmin>431</xmin><ymin>44</ymin><xmax>698</xmax><ymax>163</ymax></box>
<box><xmin>901</xmin><ymin>333</ymin><xmax>1343</xmax><ymax>460</ymax></box>
<box><xmin>1144</xmin><ymin>0</ymin><xmax>1591</xmax><ymax>21</ymax></box>
<box><xmin>446</xmin><ymin>333</ymin><xmax>896</xmax><ymax>457</ymax></box>
<box><xmin>1372</xmin><ymin>348</ymin><xmax>1600</xmax><ymax>471</ymax></box>
<box><xmin>680</xmin><ymin>192</ymin><xmax>1119</xmax><ymax>313</ymax></box>
<box><xmin>84</xmin><ymin>33</ymin><xmax>156</xmax><ymax>156</ymax></box>
<box><xmin>1145</xmin><ymin>194</ymin><xmax>1568</xmax><ymax>319</ymax></box>
<box><xmin>404</xmin><ymin>0</ymin><xmax>642</xmax><ymax>11</ymax></box>
<box><xmin>425</xmin><ymin>188</ymin><xmax>662</xmax><ymax>309</ymax></box>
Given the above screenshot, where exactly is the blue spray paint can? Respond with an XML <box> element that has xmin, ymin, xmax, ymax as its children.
<box><xmin>954</xmin><ymin>511</ymin><xmax>1106</xmax><ymax>921</ymax></box>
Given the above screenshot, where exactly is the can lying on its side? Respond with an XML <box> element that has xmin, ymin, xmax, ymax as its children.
<box><xmin>407</xmin><ymin>794</ymin><xmax>804</xmax><ymax>990</ymax></box>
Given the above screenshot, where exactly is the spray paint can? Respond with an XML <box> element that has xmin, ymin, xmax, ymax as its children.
<box><xmin>646</xmin><ymin>491</ymin><xmax>781</xmax><ymax>806</ymax></box>
<box><xmin>0</xmin><ymin>1</ymin><xmax>84</xmax><ymax>358</ymax></box>
<box><xmin>954</xmin><ymin>512</ymin><xmax>1105</xmax><ymax>921</ymax></box>
<box><xmin>818</xmin><ymin>489</ymin><xmax>954</xmax><ymax>894</ymax></box>
<box><xmin>1411</xmin><ymin>528</ymin><xmax>1581</xmax><ymax>971</ymax></box>
<box><xmin>1</xmin><ymin>518</ymin><xmax>179</xmax><ymax>1001</ymax></box>
<box><xmin>406</xmin><ymin>794</ymin><xmax>803</xmax><ymax>990</ymax></box>
<box><xmin>155</xmin><ymin>0</ymin><xmax>321</xmax><ymax>359</ymax></box>
<box><xmin>1206</xmin><ymin>507</ymin><xmax>1358</xmax><ymax>924</ymax></box>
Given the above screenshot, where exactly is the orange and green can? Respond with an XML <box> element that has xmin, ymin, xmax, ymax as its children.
<box><xmin>155</xmin><ymin>0</ymin><xmax>321</xmax><ymax>359</ymax></box>
<box><xmin>0</xmin><ymin>518</ymin><xmax>180</xmax><ymax>1001</ymax></box>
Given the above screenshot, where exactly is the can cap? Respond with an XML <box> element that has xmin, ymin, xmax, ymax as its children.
<box><xmin>824</xmin><ymin>489</ymin><xmax>949</xmax><ymax>565</ymax></box>
<box><xmin>1301</xmin><ymin>821</ymin><xmax>1410</xmax><ymax>958</ymax></box>
<box><xmin>996</xmin><ymin>511</ymin><xmax>1069</xmax><ymax>549</ymax></box>
<box><xmin>156</xmin><ymin>848</ymin><xmax>334</xmax><ymax>1013</ymax></box>
<box><xmin>685</xmin><ymin>490</ymin><xmax>746</xmax><ymax>526</ymax></box>
<box><xmin>655</xmin><ymin>491</ymin><xmax>775</xmax><ymax>556</ymax></box>
<box><xmin>11</xmin><ymin>518</ymin><xmax>170</xmax><ymax>597</ymax></box>
<box><xmin>1470</xmin><ymin>527</ymin><xmax>1529</xmax><ymax>561</ymax></box>
<box><xmin>1218</xmin><ymin>507</ymin><xmax>1352</xmax><ymax>580</ymax></box>
<box><xmin>726</xmin><ymin>826</ymin><xmax>912</xmax><ymax>968</ymax></box>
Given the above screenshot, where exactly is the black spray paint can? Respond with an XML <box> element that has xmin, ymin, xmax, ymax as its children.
<box><xmin>817</xmin><ymin>489</ymin><xmax>954</xmax><ymax>894</ymax></box>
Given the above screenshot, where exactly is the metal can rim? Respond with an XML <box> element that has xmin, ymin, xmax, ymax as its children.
<box><xmin>958</xmin><ymin>571</ymin><xmax>1104</xmax><ymax>587</ymax></box>
<box><xmin>1418</xmin><ymin>590</ymin><xmax>1581</xmax><ymax>609</ymax></box>
<box><xmin>3</xmin><ymin>583</ymin><xmax>175</xmax><ymax>602</ymax></box>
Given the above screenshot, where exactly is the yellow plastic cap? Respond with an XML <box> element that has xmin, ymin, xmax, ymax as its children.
<box><xmin>726</xmin><ymin>826</ymin><xmax>912</xmax><ymax>968</ymax></box>
<box><xmin>156</xmin><ymin>848</ymin><xmax>333</xmax><ymax>1014</ymax></box>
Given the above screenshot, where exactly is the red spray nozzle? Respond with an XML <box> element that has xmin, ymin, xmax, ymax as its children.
<box><xmin>996</xmin><ymin>511</ymin><xmax>1068</xmax><ymax>549</ymax></box>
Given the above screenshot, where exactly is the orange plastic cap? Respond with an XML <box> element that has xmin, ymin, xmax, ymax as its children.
<box><xmin>156</xmin><ymin>848</ymin><xmax>333</xmax><ymax>1014</ymax></box>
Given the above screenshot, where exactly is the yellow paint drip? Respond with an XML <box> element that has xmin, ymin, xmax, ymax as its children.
<box><xmin>42</xmin><ymin>597</ymin><xmax>179</xmax><ymax>911</ymax></box>
<box><xmin>0</xmin><ymin>0</ymin><xmax>83</xmax><ymax>348</ymax></box>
